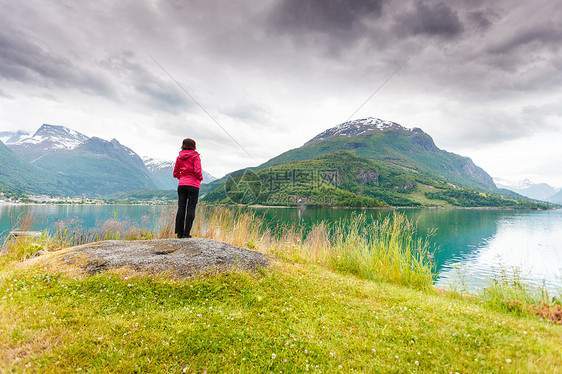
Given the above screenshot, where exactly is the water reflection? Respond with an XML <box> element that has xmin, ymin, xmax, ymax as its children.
<box><xmin>0</xmin><ymin>204</ymin><xmax>171</xmax><ymax>237</ymax></box>
<box><xmin>1</xmin><ymin>204</ymin><xmax>561</xmax><ymax>292</ymax></box>
<box><xmin>435</xmin><ymin>211</ymin><xmax>562</xmax><ymax>292</ymax></box>
<box><xmin>254</xmin><ymin>207</ymin><xmax>562</xmax><ymax>292</ymax></box>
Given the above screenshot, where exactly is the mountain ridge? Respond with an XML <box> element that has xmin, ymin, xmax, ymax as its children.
<box><xmin>494</xmin><ymin>177</ymin><xmax>561</xmax><ymax>203</ymax></box>
<box><xmin>203</xmin><ymin>150</ymin><xmax>546</xmax><ymax>208</ymax></box>
<box><xmin>202</xmin><ymin>117</ymin><xmax>553</xmax><ymax>208</ymax></box>
<box><xmin>1</xmin><ymin>124</ymin><xmax>217</xmax><ymax>196</ymax></box>
<box><xmin>1</xmin><ymin>124</ymin><xmax>157</xmax><ymax>196</ymax></box>
<box><xmin>258</xmin><ymin>117</ymin><xmax>496</xmax><ymax>191</ymax></box>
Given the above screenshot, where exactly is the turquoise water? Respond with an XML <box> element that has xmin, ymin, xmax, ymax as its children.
<box><xmin>0</xmin><ymin>204</ymin><xmax>173</xmax><ymax>237</ymax></box>
<box><xmin>251</xmin><ymin>207</ymin><xmax>562</xmax><ymax>293</ymax></box>
<box><xmin>1</xmin><ymin>204</ymin><xmax>561</xmax><ymax>293</ymax></box>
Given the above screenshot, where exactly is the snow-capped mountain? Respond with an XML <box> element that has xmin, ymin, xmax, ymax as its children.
<box><xmin>142</xmin><ymin>156</ymin><xmax>217</xmax><ymax>189</ymax></box>
<box><xmin>143</xmin><ymin>157</ymin><xmax>174</xmax><ymax>172</ymax></box>
<box><xmin>305</xmin><ymin>117</ymin><xmax>412</xmax><ymax>145</ymax></box>
<box><xmin>0</xmin><ymin>130</ymin><xmax>30</xmax><ymax>145</ymax></box>
<box><xmin>494</xmin><ymin>177</ymin><xmax>560</xmax><ymax>202</ymax></box>
<box><xmin>3</xmin><ymin>124</ymin><xmax>90</xmax><ymax>161</ymax></box>
<box><xmin>2</xmin><ymin>124</ymin><xmax>159</xmax><ymax>196</ymax></box>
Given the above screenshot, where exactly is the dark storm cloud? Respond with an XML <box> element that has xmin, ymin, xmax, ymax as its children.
<box><xmin>466</xmin><ymin>10</ymin><xmax>496</xmax><ymax>31</ymax></box>
<box><xmin>393</xmin><ymin>2</ymin><xmax>464</xmax><ymax>39</ymax></box>
<box><xmin>267</xmin><ymin>0</ymin><xmax>385</xmax><ymax>44</ymax></box>
<box><xmin>0</xmin><ymin>28</ymin><xmax>112</xmax><ymax>96</ymax></box>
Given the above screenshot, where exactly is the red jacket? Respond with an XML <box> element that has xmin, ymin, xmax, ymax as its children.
<box><xmin>173</xmin><ymin>150</ymin><xmax>203</xmax><ymax>188</ymax></box>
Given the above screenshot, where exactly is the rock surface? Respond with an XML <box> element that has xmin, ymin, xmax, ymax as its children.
<box><xmin>62</xmin><ymin>238</ymin><xmax>269</xmax><ymax>277</ymax></box>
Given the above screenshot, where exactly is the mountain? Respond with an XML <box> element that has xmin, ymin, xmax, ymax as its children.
<box><xmin>494</xmin><ymin>178</ymin><xmax>560</xmax><ymax>202</ymax></box>
<box><xmin>0</xmin><ymin>139</ymin><xmax>68</xmax><ymax>195</ymax></box>
<box><xmin>3</xmin><ymin>124</ymin><xmax>90</xmax><ymax>161</ymax></box>
<box><xmin>143</xmin><ymin>157</ymin><xmax>217</xmax><ymax>190</ymax></box>
<box><xmin>203</xmin><ymin>117</ymin><xmax>550</xmax><ymax>208</ymax></box>
<box><xmin>0</xmin><ymin>130</ymin><xmax>30</xmax><ymax>145</ymax></box>
<box><xmin>2</xmin><ymin>124</ymin><xmax>157</xmax><ymax>196</ymax></box>
<box><xmin>548</xmin><ymin>190</ymin><xmax>562</xmax><ymax>204</ymax></box>
<box><xmin>77</xmin><ymin>137</ymin><xmax>149</xmax><ymax>173</ymax></box>
<box><xmin>259</xmin><ymin>118</ymin><xmax>496</xmax><ymax>191</ymax></box>
<box><xmin>203</xmin><ymin>150</ymin><xmax>546</xmax><ymax>208</ymax></box>
<box><xmin>2</xmin><ymin>123</ymin><xmax>220</xmax><ymax>197</ymax></box>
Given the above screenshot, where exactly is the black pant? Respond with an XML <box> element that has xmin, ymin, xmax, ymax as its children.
<box><xmin>175</xmin><ymin>185</ymin><xmax>199</xmax><ymax>237</ymax></box>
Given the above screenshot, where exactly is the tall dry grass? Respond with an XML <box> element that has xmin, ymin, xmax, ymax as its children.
<box><xmin>192</xmin><ymin>205</ymin><xmax>437</xmax><ymax>288</ymax></box>
<box><xmin>1</xmin><ymin>204</ymin><xmax>437</xmax><ymax>288</ymax></box>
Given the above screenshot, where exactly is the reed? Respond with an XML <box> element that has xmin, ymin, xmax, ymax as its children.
<box><xmin>317</xmin><ymin>213</ymin><xmax>436</xmax><ymax>289</ymax></box>
<box><xmin>480</xmin><ymin>266</ymin><xmax>561</xmax><ymax>316</ymax></box>
<box><xmin>192</xmin><ymin>204</ymin><xmax>270</xmax><ymax>249</ymax></box>
<box><xmin>1</xmin><ymin>204</ymin><xmax>437</xmax><ymax>288</ymax></box>
<box><xmin>191</xmin><ymin>206</ymin><xmax>437</xmax><ymax>289</ymax></box>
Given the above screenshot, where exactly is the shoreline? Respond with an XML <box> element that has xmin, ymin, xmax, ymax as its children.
<box><xmin>1</xmin><ymin>200</ymin><xmax>559</xmax><ymax>210</ymax></box>
<box><xmin>222</xmin><ymin>203</ymin><xmax>560</xmax><ymax>211</ymax></box>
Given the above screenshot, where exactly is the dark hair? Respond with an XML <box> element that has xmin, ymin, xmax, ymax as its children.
<box><xmin>181</xmin><ymin>138</ymin><xmax>196</xmax><ymax>150</ymax></box>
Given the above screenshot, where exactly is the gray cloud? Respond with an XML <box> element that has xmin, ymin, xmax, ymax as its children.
<box><xmin>220</xmin><ymin>101</ymin><xmax>272</xmax><ymax>126</ymax></box>
<box><xmin>266</xmin><ymin>0</ymin><xmax>386</xmax><ymax>53</ymax></box>
<box><xmin>1</xmin><ymin>0</ymin><xmax>562</xmax><ymax>181</ymax></box>
<box><xmin>0</xmin><ymin>27</ymin><xmax>113</xmax><ymax>96</ymax></box>
<box><xmin>100</xmin><ymin>51</ymin><xmax>192</xmax><ymax>113</ymax></box>
<box><xmin>486</xmin><ymin>25</ymin><xmax>562</xmax><ymax>57</ymax></box>
<box><xmin>393</xmin><ymin>2</ymin><xmax>464</xmax><ymax>39</ymax></box>
<box><xmin>269</xmin><ymin>0</ymin><xmax>384</xmax><ymax>34</ymax></box>
<box><xmin>466</xmin><ymin>9</ymin><xmax>496</xmax><ymax>31</ymax></box>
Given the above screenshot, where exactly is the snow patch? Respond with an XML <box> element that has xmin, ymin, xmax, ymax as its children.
<box><xmin>9</xmin><ymin>124</ymin><xmax>90</xmax><ymax>150</ymax></box>
<box><xmin>142</xmin><ymin>157</ymin><xmax>175</xmax><ymax>171</ymax></box>
<box><xmin>305</xmin><ymin>117</ymin><xmax>411</xmax><ymax>145</ymax></box>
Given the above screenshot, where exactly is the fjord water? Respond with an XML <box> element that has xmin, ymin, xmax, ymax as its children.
<box><xmin>255</xmin><ymin>207</ymin><xmax>562</xmax><ymax>293</ymax></box>
<box><xmin>0</xmin><ymin>204</ymin><xmax>173</xmax><ymax>239</ymax></box>
<box><xmin>1</xmin><ymin>204</ymin><xmax>561</xmax><ymax>292</ymax></box>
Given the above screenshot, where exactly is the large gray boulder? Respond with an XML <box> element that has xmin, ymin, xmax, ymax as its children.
<box><xmin>62</xmin><ymin>238</ymin><xmax>269</xmax><ymax>277</ymax></box>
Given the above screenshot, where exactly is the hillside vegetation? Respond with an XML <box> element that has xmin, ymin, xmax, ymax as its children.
<box><xmin>260</xmin><ymin>124</ymin><xmax>495</xmax><ymax>191</ymax></box>
<box><xmin>204</xmin><ymin>151</ymin><xmax>549</xmax><ymax>208</ymax></box>
<box><xmin>33</xmin><ymin>152</ymin><xmax>156</xmax><ymax>196</ymax></box>
<box><xmin>0</xmin><ymin>140</ymin><xmax>69</xmax><ymax>195</ymax></box>
<box><xmin>1</xmin><ymin>206</ymin><xmax>561</xmax><ymax>372</ymax></box>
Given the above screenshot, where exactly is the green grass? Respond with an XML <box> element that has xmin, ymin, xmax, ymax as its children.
<box><xmin>1</xmin><ymin>205</ymin><xmax>561</xmax><ymax>372</ymax></box>
<box><xmin>1</xmin><ymin>263</ymin><xmax>561</xmax><ymax>373</ymax></box>
<box><xmin>407</xmin><ymin>184</ymin><xmax>453</xmax><ymax>207</ymax></box>
<box><xmin>192</xmin><ymin>205</ymin><xmax>436</xmax><ymax>289</ymax></box>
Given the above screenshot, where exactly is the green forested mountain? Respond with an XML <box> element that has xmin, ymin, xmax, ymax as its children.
<box><xmin>203</xmin><ymin>118</ymin><xmax>548</xmax><ymax>208</ymax></box>
<box><xmin>0</xmin><ymin>140</ymin><xmax>69</xmax><ymax>195</ymax></box>
<box><xmin>259</xmin><ymin>118</ymin><xmax>496</xmax><ymax>191</ymax></box>
<box><xmin>203</xmin><ymin>151</ymin><xmax>547</xmax><ymax>208</ymax></box>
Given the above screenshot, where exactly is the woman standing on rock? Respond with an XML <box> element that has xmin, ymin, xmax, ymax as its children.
<box><xmin>173</xmin><ymin>138</ymin><xmax>203</xmax><ymax>238</ymax></box>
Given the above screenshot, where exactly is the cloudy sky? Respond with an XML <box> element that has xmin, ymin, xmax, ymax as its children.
<box><xmin>1</xmin><ymin>0</ymin><xmax>561</xmax><ymax>185</ymax></box>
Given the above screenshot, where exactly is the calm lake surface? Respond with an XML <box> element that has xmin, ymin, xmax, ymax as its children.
<box><xmin>1</xmin><ymin>204</ymin><xmax>561</xmax><ymax>293</ymax></box>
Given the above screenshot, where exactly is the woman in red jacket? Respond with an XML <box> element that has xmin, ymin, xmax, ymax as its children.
<box><xmin>173</xmin><ymin>138</ymin><xmax>203</xmax><ymax>238</ymax></box>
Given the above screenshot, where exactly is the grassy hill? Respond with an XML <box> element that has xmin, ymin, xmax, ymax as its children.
<box><xmin>259</xmin><ymin>126</ymin><xmax>496</xmax><ymax>192</ymax></box>
<box><xmin>1</xmin><ymin>206</ymin><xmax>561</xmax><ymax>372</ymax></box>
<box><xmin>33</xmin><ymin>152</ymin><xmax>158</xmax><ymax>197</ymax></box>
<box><xmin>0</xmin><ymin>140</ymin><xmax>70</xmax><ymax>195</ymax></box>
<box><xmin>204</xmin><ymin>151</ymin><xmax>548</xmax><ymax>208</ymax></box>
